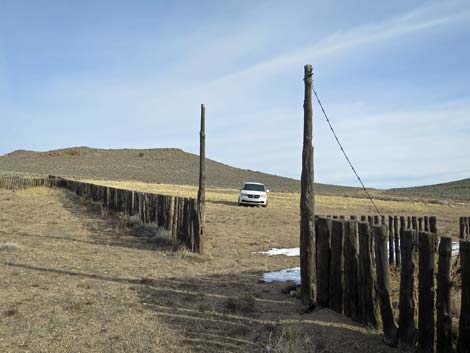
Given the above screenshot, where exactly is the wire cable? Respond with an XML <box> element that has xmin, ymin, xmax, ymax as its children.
<box><xmin>311</xmin><ymin>84</ymin><xmax>382</xmax><ymax>216</ymax></box>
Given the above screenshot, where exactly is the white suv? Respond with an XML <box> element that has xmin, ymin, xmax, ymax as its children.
<box><xmin>238</xmin><ymin>182</ymin><xmax>269</xmax><ymax>207</ymax></box>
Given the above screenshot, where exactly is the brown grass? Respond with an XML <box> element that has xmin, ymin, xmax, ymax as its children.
<box><xmin>0</xmin><ymin>182</ymin><xmax>467</xmax><ymax>352</ymax></box>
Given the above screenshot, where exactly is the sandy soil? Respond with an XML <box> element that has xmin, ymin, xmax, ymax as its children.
<box><xmin>0</xmin><ymin>185</ymin><xmax>467</xmax><ymax>352</ymax></box>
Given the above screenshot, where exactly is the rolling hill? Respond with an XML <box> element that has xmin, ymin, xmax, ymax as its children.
<box><xmin>0</xmin><ymin>147</ymin><xmax>361</xmax><ymax>195</ymax></box>
<box><xmin>1</xmin><ymin>147</ymin><xmax>467</xmax><ymax>202</ymax></box>
<box><xmin>383</xmin><ymin>178</ymin><xmax>470</xmax><ymax>202</ymax></box>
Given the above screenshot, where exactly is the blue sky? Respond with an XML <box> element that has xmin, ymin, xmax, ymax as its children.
<box><xmin>0</xmin><ymin>0</ymin><xmax>469</xmax><ymax>188</ymax></box>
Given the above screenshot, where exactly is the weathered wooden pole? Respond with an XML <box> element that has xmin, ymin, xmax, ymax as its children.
<box><xmin>389</xmin><ymin>216</ymin><xmax>395</xmax><ymax>265</ymax></box>
<box><xmin>418</xmin><ymin>231</ymin><xmax>435</xmax><ymax>353</ymax></box>
<box><xmin>196</xmin><ymin>103</ymin><xmax>206</xmax><ymax>254</ymax></box>
<box><xmin>373</xmin><ymin>224</ymin><xmax>398</xmax><ymax>347</ymax></box>
<box><xmin>329</xmin><ymin>219</ymin><xmax>344</xmax><ymax>313</ymax></box>
<box><xmin>461</xmin><ymin>217</ymin><xmax>466</xmax><ymax>239</ymax></box>
<box><xmin>399</xmin><ymin>229</ymin><xmax>417</xmax><ymax>351</ymax></box>
<box><xmin>464</xmin><ymin>217</ymin><xmax>470</xmax><ymax>239</ymax></box>
<box><xmin>300</xmin><ymin>64</ymin><xmax>316</xmax><ymax>308</ymax></box>
<box><xmin>344</xmin><ymin>219</ymin><xmax>359</xmax><ymax>320</ymax></box>
<box><xmin>436</xmin><ymin>236</ymin><xmax>452</xmax><ymax>353</ymax></box>
<box><xmin>358</xmin><ymin>221</ymin><xmax>378</xmax><ymax>328</ymax></box>
<box><xmin>458</xmin><ymin>240</ymin><xmax>470</xmax><ymax>353</ymax></box>
<box><xmin>316</xmin><ymin>217</ymin><xmax>331</xmax><ymax>308</ymax></box>
<box><xmin>394</xmin><ymin>216</ymin><xmax>400</xmax><ymax>267</ymax></box>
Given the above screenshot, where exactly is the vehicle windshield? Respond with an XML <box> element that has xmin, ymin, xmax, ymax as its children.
<box><xmin>243</xmin><ymin>183</ymin><xmax>266</xmax><ymax>192</ymax></box>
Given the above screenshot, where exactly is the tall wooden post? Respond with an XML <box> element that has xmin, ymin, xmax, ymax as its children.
<box><xmin>458</xmin><ymin>240</ymin><xmax>470</xmax><ymax>353</ymax></box>
<box><xmin>394</xmin><ymin>216</ymin><xmax>400</xmax><ymax>267</ymax></box>
<box><xmin>373</xmin><ymin>224</ymin><xmax>398</xmax><ymax>347</ymax></box>
<box><xmin>316</xmin><ymin>217</ymin><xmax>331</xmax><ymax>308</ymax></box>
<box><xmin>344</xmin><ymin>219</ymin><xmax>359</xmax><ymax>320</ymax></box>
<box><xmin>399</xmin><ymin>229</ymin><xmax>417</xmax><ymax>351</ymax></box>
<box><xmin>388</xmin><ymin>216</ymin><xmax>394</xmax><ymax>265</ymax></box>
<box><xmin>358</xmin><ymin>221</ymin><xmax>378</xmax><ymax>328</ymax></box>
<box><xmin>436</xmin><ymin>236</ymin><xmax>452</xmax><ymax>353</ymax></box>
<box><xmin>300</xmin><ymin>64</ymin><xmax>316</xmax><ymax>308</ymax></box>
<box><xmin>418</xmin><ymin>231</ymin><xmax>435</xmax><ymax>353</ymax></box>
<box><xmin>196</xmin><ymin>104</ymin><xmax>206</xmax><ymax>254</ymax></box>
<box><xmin>329</xmin><ymin>219</ymin><xmax>344</xmax><ymax>313</ymax></box>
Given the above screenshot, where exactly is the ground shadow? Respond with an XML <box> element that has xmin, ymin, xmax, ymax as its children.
<box><xmin>55</xmin><ymin>189</ymin><xmax>183</xmax><ymax>253</ymax></box>
<box><xmin>0</xmin><ymin>260</ymin><xmax>395</xmax><ymax>353</ymax></box>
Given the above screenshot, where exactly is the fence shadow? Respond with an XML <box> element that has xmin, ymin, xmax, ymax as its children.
<box><xmin>55</xmin><ymin>189</ymin><xmax>183</xmax><ymax>253</ymax></box>
<box><xmin>0</xmin><ymin>259</ymin><xmax>395</xmax><ymax>353</ymax></box>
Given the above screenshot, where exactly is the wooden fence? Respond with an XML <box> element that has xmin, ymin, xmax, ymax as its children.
<box><xmin>323</xmin><ymin>214</ymin><xmax>437</xmax><ymax>267</ymax></box>
<box><xmin>315</xmin><ymin>215</ymin><xmax>470</xmax><ymax>352</ymax></box>
<box><xmin>0</xmin><ymin>175</ymin><xmax>201</xmax><ymax>252</ymax></box>
<box><xmin>0</xmin><ymin>176</ymin><xmax>49</xmax><ymax>190</ymax></box>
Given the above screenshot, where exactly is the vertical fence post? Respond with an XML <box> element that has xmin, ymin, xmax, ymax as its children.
<box><xmin>461</xmin><ymin>217</ymin><xmax>466</xmax><ymax>239</ymax></box>
<box><xmin>399</xmin><ymin>229</ymin><xmax>417</xmax><ymax>351</ymax></box>
<box><xmin>436</xmin><ymin>236</ymin><xmax>452</xmax><ymax>353</ymax></box>
<box><xmin>429</xmin><ymin>216</ymin><xmax>437</xmax><ymax>234</ymax></box>
<box><xmin>316</xmin><ymin>217</ymin><xmax>331</xmax><ymax>308</ymax></box>
<box><xmin>394</xmin><ymin>216</ymin><xmax>400</xmax><ymax>267</ymax></box>
<box><xmin>300</xmin><ymin>64</ymin><xmax>316</xmax><ymax>308</ymax></box>
<box><xmin>418</xmin><ymin>231</ymin><xmax>435</xmax><ymax>353</ymax></box>
<box><xmin>344</xmin><ymin>219</ymin><xmax>359</xmax><ymax>319</ymax></box>
<box><xmin>464</xmin><ymin>217</ymin><xmax>469</xmax><ymax>239</ymax></box>
<box><xmin>411</xmin><ymin>216</ymin><xmax>418</xmax><ymax>231</ymax></box>
<box><xmin>372</xmin><ymin>224</ymin><xmax>398</xmax><ymax>346</ymax></box>
<box><xmin>329</xmin><ymin>219</ymin><xmax>344</xmax><ymax>313</ymax></box>
<box><xmin>196</xmin><ymin>103</ymin><xmax>206</xmax><ymax>254</ymax></box>
<box><xmin>389</xmin><ymin>216</ymin><xmax>394</xmax><ymax>265</ymax></box>
<box><xmin>358</xmin><ymin>221</ymin><xmax>378</xmax><ymax>328</ymax></box>
<box><xmin>424</xmin><ymin>216</ymin><xmax>429</xmax><ymax>232</ymax></box>
<box><xmin>458</xmin><ymin>240</ymin><xmax>470</xmax><ymax>353</ymax></box>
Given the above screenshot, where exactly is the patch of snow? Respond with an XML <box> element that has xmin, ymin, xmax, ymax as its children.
<box><xmin>262</xmin><ymin>267</ymin><xmax>300</xmax><ymax>285</ymax></box>
<box><xmin>254</xmin><ymin>248</ymin><xmax>299</xmax><ymax>257</ymax></box>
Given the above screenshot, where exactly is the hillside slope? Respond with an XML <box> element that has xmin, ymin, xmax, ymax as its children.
<box><xmin>0</xmin><ymin>147</ymin><xmax>361</xmax><ymax>195</ymax></box>
<box><xmin>384</xmin><ymin>178</ymin><xmax>470</xmax><ymax>202</ymax></box>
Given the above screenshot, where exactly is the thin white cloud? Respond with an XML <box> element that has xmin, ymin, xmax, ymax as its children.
<box><xmin>208</xmin><ymin>1</ymin><xmax>470</xmax><ymax>86</ymax></box>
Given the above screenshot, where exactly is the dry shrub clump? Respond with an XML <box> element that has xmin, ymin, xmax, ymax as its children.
<box><xmin>224</xmin><ymin>294</ymin><xmax>256</xmax><ymax>314</ymax></box>
<box><xmin>264</xmin><ymin>326</ymin><xmax>325</xmax><ymax>353</ymax></box>
<box><xmin>0</xmin><ymin>242</ymin><xmax>21</xmax><ymax>251</ymax></box>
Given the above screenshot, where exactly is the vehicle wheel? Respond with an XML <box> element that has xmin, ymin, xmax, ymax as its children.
<box><xmin>262</xmin><ymin>201</ymin><xmax>268</xmax><ymax>208</ymax></box>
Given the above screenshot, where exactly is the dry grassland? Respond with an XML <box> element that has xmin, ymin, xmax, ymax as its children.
<box><xmin>0</xmin><ymin>181</ymin><xmax>468</xmax><ymax>352</ymax></box>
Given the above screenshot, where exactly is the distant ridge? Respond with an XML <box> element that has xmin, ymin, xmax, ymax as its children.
<box><xmin>0</xmin><ymin>147</ymin><xmax>361</xmax><ymax>195</ymax></box>
<box><xmin>383</xmin><ymin>177</ymin><xmax>470</xmax><ymax>202</ymax></box>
